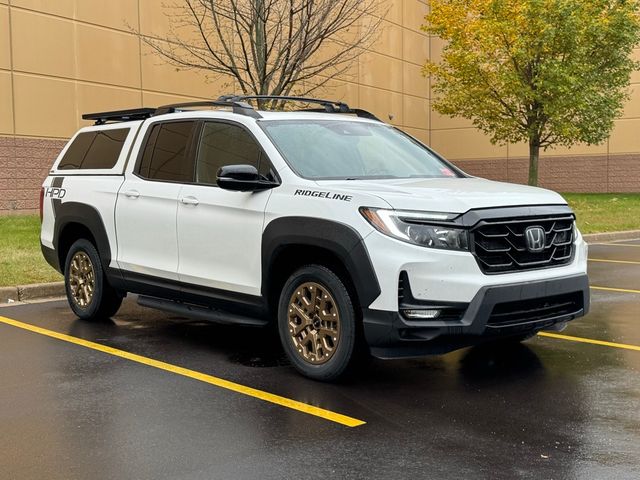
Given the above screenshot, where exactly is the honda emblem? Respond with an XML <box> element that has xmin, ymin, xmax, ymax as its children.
<box><xmin>525</xmin><ymin>226</ymin><xmax>545</xmax><ymax>253</ymax></box>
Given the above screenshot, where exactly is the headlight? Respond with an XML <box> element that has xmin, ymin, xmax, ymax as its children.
<box><xmin>360</xmin><ymin>207</ymin><xmax>469</xmax><ymax>251</ymax></box>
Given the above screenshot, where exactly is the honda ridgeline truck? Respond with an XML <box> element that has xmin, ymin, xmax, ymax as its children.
<box><xmin>40</xmin><ymin>96</ymin><xmax>590</xmax><ymax>380</ymax></box>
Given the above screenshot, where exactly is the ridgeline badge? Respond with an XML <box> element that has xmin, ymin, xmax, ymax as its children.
<box><xmin>294</xmin><ymin>189</ymin><xmax>353</xmax><ymax>202</ymax></box>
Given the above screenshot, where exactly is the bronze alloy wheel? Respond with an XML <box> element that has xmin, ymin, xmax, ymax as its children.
<box><xmin>68</xmin><ymin>251</ymin><xmax>95</xmax><ymax>308</ymax></box>
<box><xmin>287</xmin><ymin>282</ymin><xmax>341</xmax><ymax>365</ymax></box>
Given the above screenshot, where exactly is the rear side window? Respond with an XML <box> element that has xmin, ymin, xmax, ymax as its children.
<box><xmin>58</xmin><ymin>128</ymin><xmax>129</xmax><ymax>170</ymax></box>
<box><xmin>195</xmin><ymin>122</ymin><xmax>263</xmax><ymax>185</ymax></box>
<box><xmin>137</xmin><ymin>121</ymin><xmax>196</xmax><ymax>182</ymax></box>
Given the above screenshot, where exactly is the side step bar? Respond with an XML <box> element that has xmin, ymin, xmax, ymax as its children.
<box><xmin>137</xmin><ymin>295</ymin><xmax>268</xmax><ymax>327</ymax></box>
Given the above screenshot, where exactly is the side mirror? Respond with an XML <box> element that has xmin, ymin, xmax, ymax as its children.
<box><xmin>216</xmin><ymin>164</ymin><xmax>278</xmax><ymax>192</ymax></box>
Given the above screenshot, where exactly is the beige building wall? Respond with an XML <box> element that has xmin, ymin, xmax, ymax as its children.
<box><xmin>0</xmin><ymin>0</ymin><xmax>638</xmax><ymax>214</ymax></box>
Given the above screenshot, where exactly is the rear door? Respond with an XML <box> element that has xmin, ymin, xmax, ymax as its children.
<box><xmin>115</xmin><ymin>120</ymin><xmax>198</xmax><ymax>280</ymax></box>
<box><xmin>176</xmin><ymin>121</ymin><xmax>277</xmax><ymax>296</ymax></box>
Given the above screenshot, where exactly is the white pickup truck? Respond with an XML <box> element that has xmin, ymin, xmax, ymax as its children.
<box><xmin>40</xmin><ymin>95</ymin><xmax>590</xmax><ymax>380</ymax></box>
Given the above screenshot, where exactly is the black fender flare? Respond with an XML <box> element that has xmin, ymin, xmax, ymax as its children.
<box><xmin>52</xmin><ymin>202</ymin><xmax>113</xmax><ymax>273</ymax></box>
<box><xmin>261</xmin><ymin>217</ymin><xmax>381</xmax><ymax>308</ymax></box>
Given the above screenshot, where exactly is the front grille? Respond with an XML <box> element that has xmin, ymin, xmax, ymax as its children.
<box><xmin>471</xmin><ymin>215</ymin><xmax>575</xmax><ymax>274</ymax></box>
<box><xmin>487</xmin><ymin>291</ymin><xmax>583</xmax><ymax>327</ymax></box>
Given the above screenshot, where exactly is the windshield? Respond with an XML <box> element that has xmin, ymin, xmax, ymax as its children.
<box><xmin>259</xmin><ymin>120</ymin><xmax>461</xmax><ymax>180</ymax></box>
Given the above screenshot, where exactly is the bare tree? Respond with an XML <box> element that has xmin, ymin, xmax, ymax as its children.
<box><xmin>136</xmin><ymin>0</ymin><xmax>386</xmax><ymax>97</ymax></box>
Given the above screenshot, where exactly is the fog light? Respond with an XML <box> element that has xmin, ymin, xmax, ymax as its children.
<box><xmin>403</xmin><ymin>309</ymin><xmax>441</xmax><ymax>320</ymax></box>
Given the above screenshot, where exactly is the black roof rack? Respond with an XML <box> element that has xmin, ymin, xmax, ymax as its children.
<box><xmin>220</xmin><ymin>95</ymin><xmax>381</xmax><ymax>121</ymax></box>
<box><xmin>82</xmin><ymin>95</ymin><xmax>381</xmax><ymax>125</ymax></box>
<box><xmin>82</xmin><ymin>108</ymin><xmax>156</xmax><ymax>125</ymax></box>
<box><xmin>154</xmin><ymin>100</ymin><xmax>261</xmax><ymax>119</ymax></box>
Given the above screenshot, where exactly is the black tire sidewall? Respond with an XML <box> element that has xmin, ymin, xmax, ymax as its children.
<box><xmin>64</xmin><ymin>239</ymin><xmax>108</xmax><ymax>320</ymax></box>
<box><xmin>277</xmin><ymin>265</ymin><xmax>356</xmax><ymax>381</ymax></box>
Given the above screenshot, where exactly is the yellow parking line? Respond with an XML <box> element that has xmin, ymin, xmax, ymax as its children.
<box><xmin>538</xmin><ymin>332</ymin><xmax>640</xmax><ymax>352</ymax></box>
<box><xmin>0</xmin><ymin>315</ymin><xmax>365</xmax><ymax>428</ymax></box>
<box><xmin>590</xmin><ymin>285</ymin><xmax>640</xmax><ymax>294</ymax></box>
<box><xmin>588</xmin><ymin>258</ymin><xmax>640</xmax><ymax>265</ymax></box>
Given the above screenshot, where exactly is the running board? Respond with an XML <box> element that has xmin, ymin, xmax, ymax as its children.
<box><xmin>137</xmin><ymin>295</ymin><xmax>268</xmax><ymax>327</ymax></box>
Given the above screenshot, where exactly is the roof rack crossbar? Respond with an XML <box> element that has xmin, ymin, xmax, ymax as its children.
<box><xmin>154</xmin><ymin>100</ymin><xmax>262</xmax><ymax>119</ymax></box>
<box><xmin>224</xmin><ymin>95</ymin><xmax>347</xmax><ymax>111</ymax></box>
<box><xmin>82</xmin><ymin>108</ymin><xmax>156</xmax><ymax>125</ymax></box>
<box><xmin>219</xmin><ymin>95</ymin><xmax>381</xmax><ymax>121</ymax></box>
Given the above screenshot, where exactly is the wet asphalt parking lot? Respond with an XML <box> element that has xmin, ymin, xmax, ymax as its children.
<box><xmin>1</xmin><ymin>240</ymin><xmax>639</xmax><ymax>480</ymax></box>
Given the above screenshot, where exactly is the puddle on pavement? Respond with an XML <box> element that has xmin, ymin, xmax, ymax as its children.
<box><xmin>228</xmin><ymin>351</ymin><xmax>290</xmax><ymax>368</ymax></box>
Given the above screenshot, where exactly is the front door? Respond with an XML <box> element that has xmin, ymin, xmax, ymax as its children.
<box><xmin>177</xmin><ymin>121</ymin><xmax>277</xmax><ymax>296</ymax></box>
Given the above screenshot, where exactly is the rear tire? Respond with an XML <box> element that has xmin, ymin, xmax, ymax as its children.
<box><xmin>64</xmin><ymin>239</ymin><xmax>122</xmax><ymax>320</ymax></box>
<box><xmin>277</xmin><ymin>265</ymin><xmax>358</xmax><ymax>381</ymax></box>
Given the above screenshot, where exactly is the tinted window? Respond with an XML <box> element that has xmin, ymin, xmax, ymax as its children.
<box><xmin>58</xmin><ymin>128</ymin><xmax>129</xmax><ymax>170</ymax></box>
<box><xmin>137</xmin><ymin>121</ymin><xmax>196</xmax><ymax>182</ymax></box>
<box><xmin>195</xmin><ymin>122</ymin><xmax>263</xmax><ymax>185</ymax></box>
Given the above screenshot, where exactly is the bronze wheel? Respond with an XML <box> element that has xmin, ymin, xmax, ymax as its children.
<box><xmin>287</xmin><ymin>281</ymin><xmax>341</xmax><ymax>365</ymax></box>
<box><xmin>64</xmin><ymin>239</ymin><xmax>122</xmax><ymax>320</ymax></box>
<box><xmin>68</xmin><ymin>251</ymin><xmax>95</xmax><ymax>308</ymax></box>
<box><xmin>278</xmin><ymin>265</ymin><xmax>357</xmax><ymax>381</ymax></box>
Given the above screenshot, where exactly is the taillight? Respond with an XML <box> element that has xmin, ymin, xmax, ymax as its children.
<box><xmin>39</xmin><ymin>187</ymin><xmax>44</xmax><ymax>222</ymax></box>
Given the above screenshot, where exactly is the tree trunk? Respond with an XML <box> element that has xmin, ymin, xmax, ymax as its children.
<box><xmin>528</xmin><ymin>140</ymin><xmax>540</xmax><ymax>186</ymax></box>
<box><xmin>254</xmin><ymin>0</ymin><xmax>267</xmax><ymax>96</ymax></box>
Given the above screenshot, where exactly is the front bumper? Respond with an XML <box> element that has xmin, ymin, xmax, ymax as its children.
<box><xmin>363</xmin><ymin>273</ymin><xmax>590</xmax><ymax>359</ymax></box>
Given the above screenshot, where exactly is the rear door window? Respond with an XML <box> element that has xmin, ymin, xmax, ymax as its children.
<box><xmin>58</xmin><ymin>128</ymin><xmax>130</xmax><ymax>170</ymax></box>
<box><xmin>137</xmin><ymin>121</ymin><xmax>197</xmax><ymax>182</ymax></box>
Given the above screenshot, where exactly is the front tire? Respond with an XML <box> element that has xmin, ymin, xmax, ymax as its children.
<box><xmin>64</xmin><ymin>239</ymin><xmax>122</xmax><ymax>320</ymax></box>
<box><xmin>278</xmin><ymin>265</ymin><xmax>357</xmax><ymax>381</ymax></box>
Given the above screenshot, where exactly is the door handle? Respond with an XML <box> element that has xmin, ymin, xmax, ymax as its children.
<box><xmin>180</xmin><ymin>196</ymin><xmax>199</xmax><ymax>206</ymax></box>
<box><xmin>124</xmin><ymin>190</ymin><xmax>140</xmax><ymax>199</ymax></box>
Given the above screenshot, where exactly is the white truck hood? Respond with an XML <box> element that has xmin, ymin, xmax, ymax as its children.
<box><xmin>316</xmin><ymin>177</ymin><xmax>568</xmax><ymax>214</ymax></box>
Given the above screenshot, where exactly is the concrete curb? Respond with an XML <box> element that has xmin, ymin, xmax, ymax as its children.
<box><xmin>583</xmin><ymin>230</ymin><xmax>640</xmax><ymax>243</ymax></box>
<box><xmin>0</xmin><ymin>281</ymin><xmax>65</xmax><ymax>304</ymax></box>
